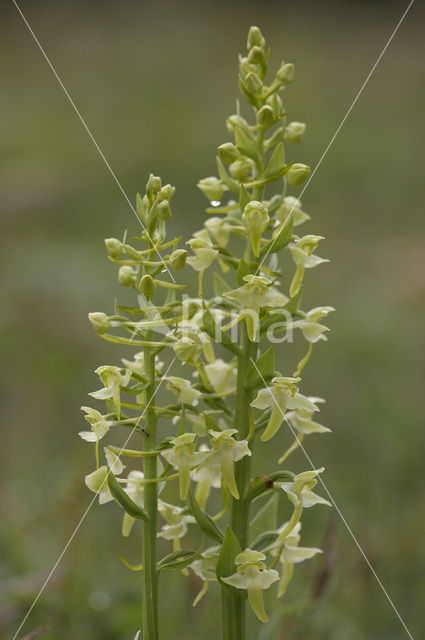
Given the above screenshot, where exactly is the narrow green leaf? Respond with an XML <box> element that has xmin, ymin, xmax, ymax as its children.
<box><xmin>283</xmin><ymin>286</ymin><xmax>303</xmax><ymax>315</ymax></box>
<box><xmin>264</xmin><ymin>142</ymin><xmax>285</xmax><ymax>178</ymax></box>
<box><xmin>249</xmin><ymin>494</ymin><xmax>279</xmax><ymax>543</ymax></box>
<box><xmin>216</xmin><ymin>157</ymin><xmax>240</xmax><ymax>193</ymax></box>
<box><xmin>250</xmin><ymin>531</ymin><xmax>279</xmax><ymax>552</ymax></box>
<box><xmin>260</xmin><ymin>216</ymin><xmax>294</xmax><ymax>257</ymax></box>
<box><xmin>187</xmin><ymin>486</ymin><xmax>224</xmax><ymax>543</ymax></box>
<box><xmin>213</xmin><ymin>272</ymin><xmax>231</xmax><ymax>297</ymax></box>
<box><xmin>107</xmin><ymin>467</ymin><xmax>148</xmax><ymax>521</ymax></box>
<box><xmin>239</xmin><ymin>184</ymin><xmax>250</xmax><ymax>213</ymax></box>
<box><xmin>246</xmin><ymin>347</ymin><xmax>275</xmax><ymax>389</ymax></box>
<box><xmin>234</xmin><ymin>126</ymin><xmax>259</xmax><ymax>162</ymax></box>
<box><xmin>245</xmin><ymin>471</ymin><xmax>294</xmax><ymax>502</ymax></box>
<box><xmin>201</xmin><ymin>307</ymin><xmax>240</xmax><ymax>356</ymax></box>
<box><xmin>158</xmin><ymin>546</ymin><xmax>203</xmax><ymax>571</ymax></box>
<box><xmin>216</xmin><ymin>525</ymin><xmax>241</xmax><ymax>586</ymax></box>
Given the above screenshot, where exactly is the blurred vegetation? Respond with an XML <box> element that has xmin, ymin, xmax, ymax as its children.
<box><xmin>1</xmin><ymin>1</ymin><xmax>424</xmax><ymax>639</ymax></box>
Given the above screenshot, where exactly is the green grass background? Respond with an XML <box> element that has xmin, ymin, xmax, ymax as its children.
<box><xmin>1</xmin><ymin>1</ymin><xmax>424</xmax><ymax>638</ymax></box>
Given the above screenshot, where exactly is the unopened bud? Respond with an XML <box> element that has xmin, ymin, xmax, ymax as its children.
<box><xmin>197</xmin><ymin>176</ymin><xmax>227</xmax><ymax>202</ymax></box>
<box><xmin>286</xmin><ymin>163</ymin><xmax>310</xmax><ymax>187</ymax></box>
<box><xmin>276</xmin><ymin>62</ymin><xmax>294</xmax><ymax>84</ymax></box>
<box><xmin>169</xmin><ymin>249</ymin><xmax>187</xmax><ymax>270</ymax></box>
<box><xmin>139</xmin><ymin>274</ymin><xmax>156</xmax><ymax>300</ymax></box>
<box><xmin>267</xmin><ymin>93</ymin><xmax>283</xmax><ymax>118</ymax></box>
<box><xmin>146</xmin><ymin>173</ymin><xmax>162</xmax><ymax>195</ymax></box>
<box><xmin>285</xmin><ymin>122</ymin><xmax>306</xmax><ymax>144</ymax></box>
<box><xmin>247</xmin><ymin>26</ymin><xmax>265</xmax><ymax>49</ymax></box>
<box><xmin>248</xmin><ymin>46</ymin><xmax>265</xmax><ymax>66</ymax></box>
<box><xmin>157</xmin><ymin>183</ymin><xmax>175</xmax><ymax>201</ymax></box>
<box><xmin>88</xmin><ymin>312</ymin><xmax>110</xmax><ymax>335</ymax></box>
<box><xmin>157</xmin><ymin>200</ymin><xmax>171</xmax><ymax>220</ymax></box>
<box><xmin>118</xmin><ymin>266</ymin><xmax>135</xmax><ymax>286</ymax></box>
<box><xmin>244</xmin><ymin>72</ymin><xmax>263</xmax><ymax>96</ymax></box>
<box><xmin>226</xmin><ymin>114</ymin><xmax>248</xmax><ymax>135</ymax></box>
<box><xmin>104</xmin><ymin>237</ymin><xmax>122</xmax><ymax>259</ymax></box>
<box><xmin>257</xmin><ymin>105</ymin><xmax>275</xmax><ymax>128</ymax></box>
<box><xmin>218</xmin><ymin>142</ymin><xmax>240</xmax><ymax>164</ymax></box>
<box><xmin>242</xmin><ymin>200</ymin><xmax>270</xmax><ymax>257</ymax></box>
<box><xmin>229</xmin><ymin>158</ymin><xmax>252</xmax><ymax>181</ymax></box>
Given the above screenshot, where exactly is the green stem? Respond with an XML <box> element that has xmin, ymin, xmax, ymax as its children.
<box><xmin>142</xmin><ymin>331</ymin><xmax>159</xmax><ymax>640</ymax></box>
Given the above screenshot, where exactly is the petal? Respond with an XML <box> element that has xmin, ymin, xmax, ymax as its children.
<box><xmin>261</xmin><ymin>405</ymin><xmax>283</xmax><ymax>442</ymax></box>
<box><xmin>78</xmin><ymin>431</ymin><xmax>99</xmax><ymax>442</ymax></box>
<box><xmin>219</xmin><ymin>445</ymin><xmax>239</xmax><ymax>499</ymax></box>
<box><xmin>278</xmin><ymin>557</ymin><xmax>294</xmax><ymax>598</ymax></box>
<box><xmin>251</xmin><ymin>388</ymin><xmax>272</xmax><ymax>410</ymax></box>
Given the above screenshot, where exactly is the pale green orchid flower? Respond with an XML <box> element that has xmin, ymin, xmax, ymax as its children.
<box><xmin>251</xmin><ymin>377</ymin><xmax>319</xmax><ymax>441</ymax></box>
<box><xmin>121</xmin><ymin>352</ymin><xmax>164</xmax><ymax>376</ymax></box>
<box><xmin>186</xmin><ymin>238</ymin><xmax>218</xmax><ymax>272</ymax></box>
<box><xmin>190</xmin><ymin>546</ymin><xmax>220</xmax><ymax>605</ymax></box>
<box><xmin>286</xmin><ymin>408</ymin><xmax>331</xmax><ymax>435</ymax></box>
<box><xmin>289</xmin><ymin>235</ymin><xmax>329</xmax><ymax>297</ymax></box>
<box><xmin>242</xmin><ymin>201</ymin><xmax>270</xmax><ymax>257</ymax></box>
<box><xmin>172</xmin><ymin>333</ymin><xmax>202</xmax><ymax>364</ymax></box>
<box><xmin>157</xmin><ymin>500</ymin><xmax>195</xmax><ymax>550</ymax></box>
<box><xmin>224</xmin><ymin>275</ymin><xmax>287</xmax><ymax>341</ymax></box>
<box><xmin>204</xmin><ymin>217</ymin><xmax>231</xmax><ymax>247</ymax></box>
<box><xmin>85</xmin><ymin>465</ymin><xmax>114</xmax><ymax>505</ymax></box>
<box><xmin>89</xmin><ymin>365</ymin><xmax>131</xmax><ymax>418</ymax></box>
<box><xmin>222</xmin><ymin>549</ymin><xmax>279</xmax><ymax>623</ymax></box>
<box><xmin>204</xmin><ymin>358</ymin><xmax>237</xmax><ymax>394</ymax></box>
<box><xmin>161</xmin><ymin>433</ymin><xmax>207</xmax><ymax>499</ymax></box>
<box><xmin>275</xmin><ymin>196</ymin><xmax>310</xmax><ymax>226</ymax></box>
<box><xmin>165</xmin><ymin>376</ymin><xmax>202</xmax><ymax>404</ymax></box>
<box><xmin>279</xmin><ymin>467</ymin><xmax>331</xmax><ymax>514</ymax></box>
<box><xmin>197</xmin><ymin>176</ymin><xmax>228</xmax><ymax>202</ymax></box>
<box><xmin>272</xmin><ymin>521</ymin><xmax>322</xmax><ymax>597</ymax></box>
<box><xmin>291</xmin><ymin>306</ymin><xmax>335</xmax><ymax>343</ymax></box>
<box><xmin>191</xmin><ymin>445</ymin><xmax>221</xmax><ymax>508</ymax></box>
<box><xmin>79</xmin><ymin>406</ymin><xmax>111</xmax><ymax>442</ymax></box>
<box><xmin>199</xmin><ymin>429</ymin><xmax>251</xmax><ymax>499</ymax></box>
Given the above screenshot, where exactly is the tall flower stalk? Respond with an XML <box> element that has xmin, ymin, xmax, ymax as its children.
<box><xmin>81</xmin><ymin>26</ymin><xmax>333</xmax><ymax>640</ymax></box>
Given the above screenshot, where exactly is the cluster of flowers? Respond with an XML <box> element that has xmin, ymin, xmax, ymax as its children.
<box><xmin>81</xmin><ymin>25</ymin><xmax>333</xmax><ymax>630</ymax></box>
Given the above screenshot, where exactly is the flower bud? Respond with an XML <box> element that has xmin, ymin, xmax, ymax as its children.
<box><xmin>248</xmin><ymin>46</ymin><xmax>265</xmax><ymax>66</ymax></box>
<box><xmin>285</xmin><ymin>121</ymin><xmax>306</xmax><ymax>144</ymax></box>
<box><xmin>157</xmin><ymin>183</ymin><xmax>175</xmax><ymax>201</ymax></box>
<box><xmin>173</xmin><ymin>336</ymin><xmax>199</xmax><ymax>364</ymax></box>
<box><xmin>267</xmin><ymin>93</ymin><xmax>283</xmax><ymax>119</ymax></box>
<box><xmin>276</xmin><ymin>62</ymin><xmax>294</xmax><ymax>84</ymax></box>
<box><xmin>244</xmin><ymin>72</ymin><xmax>263</xmax><ymax>96</ymax></box>
<box><xmin>169</xmin><ymin>249</ymin><xmax>187</xmax><ymax>270</ymax></box>
<box><xmin>226</xmin><ymin>114</ymin><xmax>248</xmax><ymax>135</ymax></box>
<box><xmin>146</xmin><ymin>173</ymin><xmax>162</xmax><ymax>195</ymax></box>
<box><xmin>157</xmin><ymin>200</ymin><xmax>171</xmax><ymax>220</ymax></box>
<box><xmin>286</xmin><ymin>163</ymin><xmax>310</xmax><ymax>186</ymax></box>
<box><xmin>104</xmin><ymin>237</ymin><xmax>122</xmax><ymax>259</ymax></box>
<box><xmin>218</xmin><ymin>142</ymin><xmax>240</xmax><ymax>164</ymax></box>
<box><xmin>242</xmin><ymin>200</ymin><xmax>270</xmax><ymax>257</ymax></box>
<box><xmin>247</xmin><ymin>26</ymin><xmax>265</xmax><ymax>49</ymax></box>
<box><xmin>118</xmin><ymin>265</ymin><xmax>135</xmax><ymax>286</ymax></box>
<box><xmin>197</xmin><ymin>176</ymin><xmax>227</xmax><ymax>202</ymax></box>
<box><xmin>88</xmin><ymin>312</ymin><xmax>110</xmax><ymax>335</ymax></box>
<box><xmin>229</xmin><ymin>158</ymin><xmax>252</xmax><ymax>181</ymax></box>
<box><xmin>138</xmin><ymin>274</ymin><xmax>156</xmax><ymax>300</ymax></box>
<box><xmin>257</xmin><ymin>105</ymin><xmax>275</xmax><ymax>128</ymax></box>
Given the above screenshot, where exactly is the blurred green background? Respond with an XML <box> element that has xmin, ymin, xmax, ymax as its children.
<box><xmin>1</xmin><ymin>1</ymin><xmax>424</xmax><ymax>638</ymax></box>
